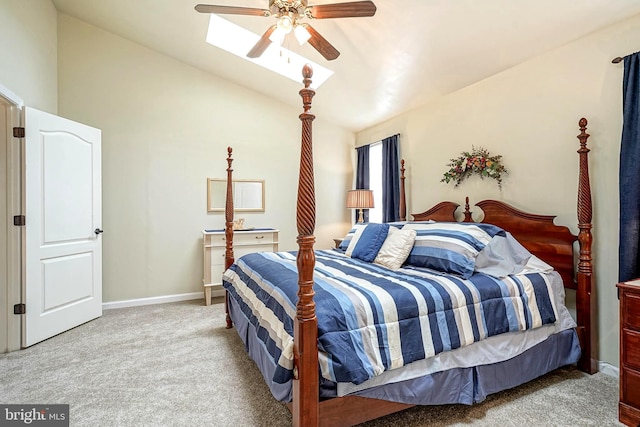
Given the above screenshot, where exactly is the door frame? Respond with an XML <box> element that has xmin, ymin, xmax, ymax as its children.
<box><xmin>0</xmin><ymin>82</ymin><xmax>24</xmax><ymax>353</ymax></box>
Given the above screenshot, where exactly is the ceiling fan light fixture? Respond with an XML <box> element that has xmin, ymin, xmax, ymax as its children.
<box><xmin>294</xmin><ymin>24</ymin><xmax>311</xmax><ymax>45</ymax></box>
<box><xmin>277</xmin><ymin>14</ymin><xmax>294</xmax><ymax>34</ymax></box>
<box><xmin>269</xmin><ymin>27</ymin><xmax>286</xmax><ymax>45</ymax></box>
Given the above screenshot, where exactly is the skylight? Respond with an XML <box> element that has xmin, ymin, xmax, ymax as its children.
<box><xmin>205</xmin><ymin>14</ymin><xmax>334</xmax><ymax>88</ymax></box>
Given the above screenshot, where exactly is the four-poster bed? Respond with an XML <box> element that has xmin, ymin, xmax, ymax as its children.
<box><xmin>221</xmin><ymin>65</ymin><xmax>596</xmax><ymax>427</ymax></box>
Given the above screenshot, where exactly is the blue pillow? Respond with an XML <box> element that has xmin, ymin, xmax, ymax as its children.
<box><xmin>402</xmin><ymin>222</ymin><xmax>504</xmax><ymax>278</ymax></box>
<box><xmin>338</xmin><ymin>222</ymin><xmax>404</xmax><ymax>251</ymax></box>
<box><xmin>349</xmin><ymin>223</ymin><xmax>390</xmax><ymax>262</ymax></box>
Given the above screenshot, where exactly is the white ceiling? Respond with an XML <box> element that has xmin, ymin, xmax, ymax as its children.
<box><xmin>51</xmin><ymin>0</ymin><xmax>640</xmax><ymax>132</ymax></box>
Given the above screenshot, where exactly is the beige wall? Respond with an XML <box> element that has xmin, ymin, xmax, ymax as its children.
<box><xmin>0</xmin><ymin>0</ymin><xmax>58</xmax><ymax>113</ymax></box>
<box><xmin>57</xmin><ymin>15</ymin><xmax>354</xmax><ymax>303</ymax></box>
<box><xmin>357</xmin><ymin>15</ymin><xmax>640</xmax><ymax>368</ymax></box>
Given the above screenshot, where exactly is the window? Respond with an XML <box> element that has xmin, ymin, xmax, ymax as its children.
<box><xmin>355</xmin><ymin>134</ymin><xmax>400</xmax><ymax>224</ymax></box>
<box><xmin>368</xmin><ymin>142</ymin><xmax>383</xmax><ymax>223</ymax></box>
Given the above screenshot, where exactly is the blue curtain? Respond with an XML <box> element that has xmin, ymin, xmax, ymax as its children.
<box><xmin>382</xmin><ymin>134</ymin><xmax>400</xmax><ymax>223</ymax></box>
<box><xmin>356</xmin><ymin>145</ymin><xmax>370</xmax><ymax>223</ymax></box>
<box><xmin>619</xmin><ymin>52</ymin><xmax>640</xmax><ymax>282</ymax></box>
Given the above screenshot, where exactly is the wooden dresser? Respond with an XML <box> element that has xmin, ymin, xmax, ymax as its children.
<box><xmin>202</xmin><ymin>228</ymin><xmax>279</xmax><ymax>305</ymax></box>
<box><xmin>618</xmin><ymin>279</ymin><xmax>640</xmax><ymax>426</ymax></box>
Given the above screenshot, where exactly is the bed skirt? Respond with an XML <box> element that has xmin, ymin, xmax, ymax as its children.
<box><xmin>226</xmin><ymin>292</ymin><xmax>581</xmax><ymax>405</ymax></box>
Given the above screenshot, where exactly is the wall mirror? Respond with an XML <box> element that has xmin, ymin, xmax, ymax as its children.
<box><xmin>207</xmin><ymin>178</ymin><xmax>265</xmax><ymax>212</ymax></box>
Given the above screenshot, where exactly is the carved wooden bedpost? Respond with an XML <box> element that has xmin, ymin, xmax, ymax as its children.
<box><xmin>399</xmin><ymin>159</ymin><xmax>406</xmax><ymax>221</ymax></box>
<box><xmin>293</xmin><ymin>64</ymin><xmax>319</xmax><ymax>427</ymax></box>
<box><xmin>224</xmin><ymin>146</ymin><xmax>234</xmax><ymax>329</ymax></box>
<box><xmin>576</xmin><ymin>118</ymin><xmax>597</xmax><ymax>374</ymax></box>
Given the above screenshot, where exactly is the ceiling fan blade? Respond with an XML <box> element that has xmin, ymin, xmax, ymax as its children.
<box><xmin>303</xmin><ymin>24</ymin><xmax>340</xmax><ymax>61</ymax></box>
<box><xmin>307</xmin><ymin>1</ymin><xmax>376</xmax><ymax>19</ymax></box>
<box><xmin>194</xmin><ymin>4</ymin><xmax>270</xmax><ymax>17</ymax></box>
<box><xmin>247</xmin><ymin>25</ymin><xmax>277</xmax><ymax>58</ymax></box>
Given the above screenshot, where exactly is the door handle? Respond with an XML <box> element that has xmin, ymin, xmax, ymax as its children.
<box><xmin>94</xmin><ymin>228</ymin><xmax>104</xmax><ymax>235</ymax></box>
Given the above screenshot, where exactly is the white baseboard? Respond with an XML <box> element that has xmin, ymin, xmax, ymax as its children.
<box><xmin>211</xmin><ymin>289</ymin><xmax>225</xmax><ymax>298</ymax></box>
<box><xmin>598</xmin><ymin>361</ymin><xmax>619</xmax><ymax>378</ymax></box>
<box><xmin>103</xmin><ymin>289</ymin><xmax>226</xmax><ymax>310</ymax></box>
<box><xmin>103</xmin><ymin>291</ymin><xmax>205</xmax><ymax>310</ymax></box>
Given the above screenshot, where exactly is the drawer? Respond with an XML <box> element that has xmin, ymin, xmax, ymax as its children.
<box><xmin>623</xmin><ymin>329</ymin><xmax>640</xmax><ymax>371</ymax></box>
<box><xmin>204</xmin><ymin>231</ymin><xmax>277</xmax><ymax>246</ymax></box>
<box><xmin>624</xmin><ymin>293</ymin><xmax>640</xmax><ymax>330</ymax></box>
<box><xmin>622</xmin><ymin>367</ymin><xmax>640</xmax><ymax>409</ymax></box>
<box><xmin>205</xmin><ymin>233</ymin><xmax>226</xmax><ymax>245</ymax></box>
<box><xmin>234</xmin><ymin>232</ymin><xmax>276</xmax><ymax>245</ymax></box>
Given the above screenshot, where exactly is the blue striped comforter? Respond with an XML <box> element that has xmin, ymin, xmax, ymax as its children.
<box><xmin>222</xmin><ymin>250</ymin><xmax>557</xmax><ymax>386</ymax></box>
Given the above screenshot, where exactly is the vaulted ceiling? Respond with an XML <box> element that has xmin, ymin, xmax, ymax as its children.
<box><xmin>51</xmin><ymin>0</ymin><xmax>640</xmax><ymax>131</ymax></box>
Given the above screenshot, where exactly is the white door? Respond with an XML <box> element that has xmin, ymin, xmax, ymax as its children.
<box><xmin>23</xmin><ymin>107</ymin><xmax>102</xmax><ymax>347</ymax></box>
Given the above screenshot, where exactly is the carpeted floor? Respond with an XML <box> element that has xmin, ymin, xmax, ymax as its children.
<box><xmin>0</xmin><ymin>298</ymin><xmax>624</xmax><ymax>426</ymax></box>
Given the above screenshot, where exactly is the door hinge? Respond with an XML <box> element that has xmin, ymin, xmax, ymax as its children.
<box><xmin>14</xmin><ymin>303</ymin><xmax>25</xmax><ymax>315</ymax></box>
<box><xmin>13</xmin><ymin>215</ymin><xmax>25</xmax><ymax>226</ymax></box>
<box><xmin>13</xmin><ymin>127</ymin><xmax>25</xmax><ymax>138</ymax></box>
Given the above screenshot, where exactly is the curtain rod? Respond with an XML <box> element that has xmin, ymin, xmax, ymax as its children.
<box><xmin>613</xmin><ymin>51</ymin><xmax>640</xmax><ymax>63</ymax></box>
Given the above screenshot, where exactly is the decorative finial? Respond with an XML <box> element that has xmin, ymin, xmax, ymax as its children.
<box><xmin>579</xmin><ymin>118</ymin><xmax>588</xmax><ymax>129</ymax></box>
<box><xmin>300</xmin><ymin>64</ymin><xmax>315</xmax><ymax>114</ymax></box>
<box><xmin>302</xmin><ymin>64</ymin><xmax>313</xmax><ymax>89</ymax></box>
<box><xmin>577</xmin><ymin>118</ymin><xmax>590</xmax><ymax>151</ymax></box>
<box><xmin>302</xmin><ymin>64</ymin><xmax>313</xmax><ymax>79</ymax></box>
<box><xmin>226</xmin><ymin>146</ymin><xmax>233</xmax><ymax>169</ymax></box>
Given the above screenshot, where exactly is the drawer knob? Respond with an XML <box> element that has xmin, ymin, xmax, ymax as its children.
<box><xmin>256</xmin><ymin>235</ymin><xmax>264</xmax><ymax>239</ymax></box>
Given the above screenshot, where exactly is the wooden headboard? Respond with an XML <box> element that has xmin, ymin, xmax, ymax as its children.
<box><xmin>413</xmin><ymin>197</ymin><xmax>577</xmax><ymax>288</ymax></box>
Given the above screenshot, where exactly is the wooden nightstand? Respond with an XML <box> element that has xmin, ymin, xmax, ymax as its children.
<box><xmin>617</xmin><ymin>279</ymin><xmax>640</xmax><ymax>426</ymax></box>
<box><xmin>333</xmin><ymin>238</ymin><xmax>343</xmax><ymax>249</ymax></box>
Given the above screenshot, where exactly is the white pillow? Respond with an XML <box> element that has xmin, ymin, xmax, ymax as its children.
<box><xmin>374</xmin><ymin>227</ymin><xmax>417</xmax><ymax>270</ymax></box>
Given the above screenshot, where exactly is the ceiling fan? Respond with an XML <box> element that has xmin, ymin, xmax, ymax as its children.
<box><xmin>195</xmin><ymin>0</ymin><xmax>377</xmax><ymax>61</ymax></box>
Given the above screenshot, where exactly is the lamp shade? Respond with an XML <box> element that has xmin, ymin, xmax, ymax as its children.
<box><xmin>346</xmin><ymin>189</ymin><xmax>374</xmax><ymax>209</ymax></box>
<box><xmin>294</xmin><ymin>24</ymin><xmax>311</xmax><ymax>45</ymax></box>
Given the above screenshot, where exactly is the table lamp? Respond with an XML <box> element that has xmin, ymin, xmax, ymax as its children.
<box><xmin>346</xmin><ymin>189</ymin><xmax>374</xmax><ymax>223</ymax></box>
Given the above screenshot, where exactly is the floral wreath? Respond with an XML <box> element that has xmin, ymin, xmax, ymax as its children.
<box><xmin>441</xmin><ymin>146</ymin><xmax>508</xmax><ymax>189</ymax></box>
